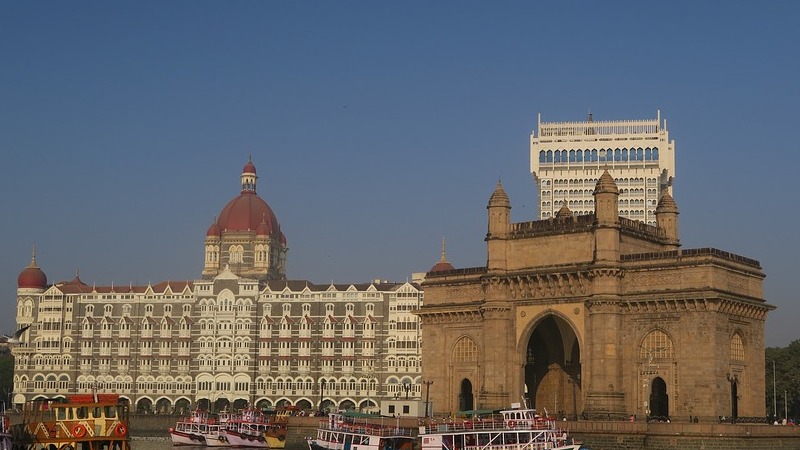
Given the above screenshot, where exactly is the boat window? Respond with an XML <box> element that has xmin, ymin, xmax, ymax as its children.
<box><xmin>93</xmin><ymin>407</ymin><xmax>102</xmax><ymax>418</ymax></box>
<box><xmin>57</xmin><ymin>408</ymin><xmax>66</xmax><ymax>420</ymax></box>
<box><xmin>77</xmin><ymin>407</ymin><xmax>88</xmax><ymax>419</ymax></box>
<box><xmin>105</xmin><ymin>406</ymin><xmax>117</xmax><ymax>418</ymax></box>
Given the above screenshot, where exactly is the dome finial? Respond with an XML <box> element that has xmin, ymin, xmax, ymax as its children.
<box><xmin>29</xmin><ymin>245</ymin><xmax>38</xmax><ymax>268</ymax></box>
<box><xmin>440</xmin><ymin>237</ymin><xmax>448</xmax><ymax>263</ymax></box>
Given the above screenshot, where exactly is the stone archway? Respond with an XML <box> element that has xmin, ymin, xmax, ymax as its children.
<box><xmin>458</xmin><ymin>379</ymin><xmax>474</xmax><ymax>412</ymax></box>
<box><xmin>524</xmin><ymin>314</ymin><xmax>581</xmax><ymax>417</ymax></box>
<box><xmin>649</xmin><ymin>377</ymin><xmax>669</xmax><ymax>420</ymax></box>
<box><xmin>155</xmin><ymin>397</ymin><xmax>172</xmax><ymax>414</ymax></box>
<box><xmin>136</xmin><ymin>398</ymin><xmax>153</xmax><ymax>414</ymax></box>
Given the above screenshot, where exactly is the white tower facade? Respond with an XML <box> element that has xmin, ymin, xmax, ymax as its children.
<box><xmin>530</xmin><ymin>111</ymin><xmax>675</xmax><ymax>225</ymax></box>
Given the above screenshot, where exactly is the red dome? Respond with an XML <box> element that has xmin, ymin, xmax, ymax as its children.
<box><xmin>216</xmin><ymin>192</ymin><xmax>285</xmax><ymax>241</ymax></box>
<box><xmin>18</xmin><ymin>265</ymin><xmax>47</xmax><ymax>289</ymax></box>
<box><xmin>206</xmin><ymin>220</ymin><xmax>221</xmax><ymax>237</ymax></box>
<box><xmin>429</xmin><ymin>261</ymin><xmax>455</xmax><ymax>272</ymax></box>
<box><xmin>243</xmin><ymin>160</ymin><xmax>257</xmax><ymax>174</ymax></box>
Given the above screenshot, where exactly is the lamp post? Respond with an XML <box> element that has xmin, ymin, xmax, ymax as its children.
<box><xmin>423</xmin><ymin>380</ymin><xmax>433</xmax><ymax>418</ymax></box>
<box><xmin>772</xmin><ymin>359</ymin><xmax>777</xmax><ymax>419</ymax></box>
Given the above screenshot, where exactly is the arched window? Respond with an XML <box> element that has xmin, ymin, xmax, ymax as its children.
<box><xmin>640</xmin><ymin>330</ymin><xmax>675</xmax><ymax>361</ymax></box>
<box><xmin>730</xmin><ymin>333</ymin><xmax>745</xmax><ymax>361</ymax></box>
<box><xmin>539</xmin><ymin>151</ymin><xmax>547</xmax><ymax>163</ymax></box>
<box><xmin>453</xmin><ymin>336</ymin><xmax>478</xmax><ymax>363</ymax></box>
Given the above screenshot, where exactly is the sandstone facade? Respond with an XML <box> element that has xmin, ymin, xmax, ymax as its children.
<box><xmin>417</xmin><ymin>172</ymin><xmax>771</xmax><ymax>421</ymax></box>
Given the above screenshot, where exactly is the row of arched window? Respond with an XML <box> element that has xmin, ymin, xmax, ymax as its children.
<box><xmin>639</xmin><ymin>330</ymin><xmax>746</xmax><ymax>362</ymax></box>
<box><xmin>539</xmin><ymin>147</ymin><xmax>660</xmax><ymax>163</ymax></box>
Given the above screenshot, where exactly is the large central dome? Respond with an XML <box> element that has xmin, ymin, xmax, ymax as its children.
<box><xmin>207</xmin><ymin>160</ymin><xmax>286</xmax><ymax>244</ymax></box>
<box><xmin>216</xmin><ymin>192</ymin><xmax>281</xmax><ymax>236</ymax></box>
<box><xmin>202</xmin><ymin>159</ymin><xmax>288</xmax><ymax>281</ymax></box>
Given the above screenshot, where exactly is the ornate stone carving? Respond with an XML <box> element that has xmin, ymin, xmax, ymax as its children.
<box><xmin>488</xmin><ymin>271</ymin><xmax>592</xmax><ymax>300</ymax></box>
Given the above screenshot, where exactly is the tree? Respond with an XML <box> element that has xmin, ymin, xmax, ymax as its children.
<box><xmin>765</xmin><ymin>339</ymin><xmax>800</xmax><ymax>421</ymax></box>
<box><xmin>0</xmin><ymin>346</ymin><xmax>14</xmax><ymax>408</ymax></box>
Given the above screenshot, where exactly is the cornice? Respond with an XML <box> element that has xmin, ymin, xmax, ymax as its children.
<box><xmin>415</xmin><ymin>304</ymin><xmax>484</xmax><ymax>325</ymax></box>
<box><xmin>622</xmin><ymin>296</ymin><xmax>773</xmax><ymax>321</ymax></box>
<box><xmin>481</xmin><ymin>270</ymin><xmax>593</xmax><ymax>300</ymax></box>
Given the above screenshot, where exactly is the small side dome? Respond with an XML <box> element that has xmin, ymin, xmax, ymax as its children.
<box><xmin>429</xmin><ymin>238</ymin><xmax>455</xmax><ymax>272</ymax></box>
<box><xmin>594</xmin><ymin>170</ymin><xmax>619</xmax><ymax>194</ymax></box>
<box><xmin>556</xmin><ymin>201</ymin><xmax>573</xmax><ymax>218</ymax></box>
<box><xmin>206</xmin><ymin>218</ymin><xmax>221</xmax><ymax>237</ymax></box>
<box><xmin>488</xmin><ymin>181</ymin><xmax>510</xmax><ymax>207</ymax></box>
<box><xmin>656</xmin><ymin>192</ymin><xmax>678</xmax><ymax>213</ymax></box>
<box><xmin>18</xmin><ymin>248</ymin><xmax>47</xmax><ymax>289</ymax></box>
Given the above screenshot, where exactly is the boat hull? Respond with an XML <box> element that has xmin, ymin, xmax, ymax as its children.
<box><xmin>169</xmin><ymin>429</ymin><xmax>207</xmax><ymax>446</ymax></box>
<box><xmin>223</xmin><ymin>429</ymin><xmax>268</xmax><ymax>448</ymax></box>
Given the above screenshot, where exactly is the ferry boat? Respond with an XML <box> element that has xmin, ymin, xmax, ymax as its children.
<box><xmin>222</xmin><ymin>407</ymin><xmax>271</xmax><ymax>448</ymax></box>
<box><xmin>418</xmin><ymin>405</ymin><xmax>588</xmax><ymax>450</ymax></box>
<box><xmin>10</xmin><ymin>393</ymin><xmax>130</xmax><ymax>450</ymax></box>
<box><xmin>305</xmin><ymin>411</ymin><xmax>416</xmax><ymax>450</ymax></box>
<box><xmin>169</xmin><ymin>409</ymin><xmax>228</xmax><ymax>446</ymax></box>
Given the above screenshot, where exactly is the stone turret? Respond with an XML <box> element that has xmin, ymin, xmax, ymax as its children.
<box><xmin>486</xmin><ymin>181</ymin><xmax>511</xmax><ymax>272</ymax></box>
<box><xmin>593</xmin><ymin>170</ymin><xmax>619</xmax><ymax>226</ymax></box>
<box><xmin>655</xmin><ymin>192</ymin><xmax>680</xmax><ymax>249</ymax></box>
<box><xmin>592</xmin><ymin>170</ymin><xmax>620</xmax><ymax>263</ymax></box>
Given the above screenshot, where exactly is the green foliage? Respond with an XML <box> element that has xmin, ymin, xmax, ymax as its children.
<box><xmin>765</xmin><ymin>339</ymin><xmax>800</xmax><ymax>420</ymax></box>
<box><xmin>0</xmin><ymin>347</ymin><xmax>13</xmax><ymax>407</ymax></box>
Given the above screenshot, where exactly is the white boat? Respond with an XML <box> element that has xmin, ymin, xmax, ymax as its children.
<box><xmin>306</xmin><ymin>411</ymin><xmax>416</xmax><ymax>450</ymax></box>
<box><xmin>222</xmin><ymin>407</ymin><xmax>270</xmax><ymax>448</ymax></box>
<box><xmin>419</xmin><ymin>405</ymin><xmax>589</xmax><ymax>450</ymax></box>
<box><xmin>170</xmin><ymin>409</ymin><xmax>228</xmax><ymax>446</ymax></box>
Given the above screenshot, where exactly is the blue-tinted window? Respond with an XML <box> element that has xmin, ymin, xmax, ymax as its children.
<box><xmin>569</xmin><ymin>150</ymin><xmax>576</xmax><ymax>162</ymax></box>
<box><xmin>546</xmin><ymin>151</ymin><xmax>553</xmax><ymax>162</ymax></box>
<box><xmin>591</xmin><ymin>149</ymin><xmax>598</xmax><ymax>161</ymax></box>
<box><xmin>653</xmin><ymin>148</ymin><xmax>659</xmax><ymax>160</ymax></box>
<box><xmin>539</xmin><ymin>151</ymin><xmax>546</xmax><ymax>163</ymax></box>
<box><xmin>645</xmin><ymin>148</ymin><xmax>652</xmax><ymax>161</ymax></box>
<box><xmin>576</xmin><ymin>150</ymin><xmax>583</xmax><ymax>162</ymax></box>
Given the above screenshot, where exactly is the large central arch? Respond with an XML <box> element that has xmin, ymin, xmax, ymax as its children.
<box><xmin>523</xmin><ymin>314</ymin><xmax>582</xmax><ymax>419</ymax></box>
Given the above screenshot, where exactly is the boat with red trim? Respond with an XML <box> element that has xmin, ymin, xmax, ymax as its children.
<box><xmin>419</xmin><ymin>405</ymin><xmax>588</xmax><ymax>450</ymax></box>
<box><xmin>169</xmin><ymin>409</ymin><xmax>229</xmax><ymax>446</ymax></box>
<box><xmin>10</xmin><ymin>393</ymin><xmax>130</xmax><ymax>450</ymax></box>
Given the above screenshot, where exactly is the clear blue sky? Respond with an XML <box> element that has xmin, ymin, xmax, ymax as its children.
<box><xmin>1</xmin><ymin>1</ymin><xmax>798</xmax><ymax>347</ymax></box>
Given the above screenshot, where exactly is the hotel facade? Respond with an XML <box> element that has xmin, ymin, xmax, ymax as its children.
<box><xmin>13</xmin><ymin>160</ymin><xmax>424</xmax><ymax>414</ymax></box>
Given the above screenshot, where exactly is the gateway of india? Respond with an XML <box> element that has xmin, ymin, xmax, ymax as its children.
<box><xmin>12</xmin><ymin>112</ymin><xmax>773</xmax><ymax>422</ymax></box>
<box><xmin>418</xmin><ymin>113</ymin><xmax>773</xmax><ymax>421</ymax></box>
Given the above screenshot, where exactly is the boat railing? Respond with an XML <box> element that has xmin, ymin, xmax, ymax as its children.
<box><xmin>317</xmin><ymin>420</ymin><xmax>416</xmax><ymax>437</ymax></box>
<box><xmin>421</xmin><ymin>418</ymin><xmax>558</xmax><ymax>434</ymax></box>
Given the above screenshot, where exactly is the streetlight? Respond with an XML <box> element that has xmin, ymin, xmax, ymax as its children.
<box><xmin>423</xmin><ymin>380</ymin><xmax>433</xmax><ymax>418</ymax></box>
<box><xmin>771</xmin><ymin>359</ymin><xmax>777</xmax><ymax>419</ymax></box>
